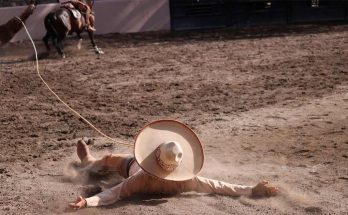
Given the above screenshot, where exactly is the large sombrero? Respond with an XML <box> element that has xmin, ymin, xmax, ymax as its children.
<box><xmin>134</xmin><ymin>120</ymin><xmax>204</xmax><ymax>181</ymax></box>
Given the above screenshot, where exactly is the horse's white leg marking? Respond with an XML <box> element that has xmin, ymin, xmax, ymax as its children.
<box><xmin>77</xmin><ymin>38</ymin><xmax>83</xmax><ymax>50</ymax></box>
<box><xmin>94</xmin><ymin>46</ymin><xmax>104</xmax><ymax>54</ymax></box>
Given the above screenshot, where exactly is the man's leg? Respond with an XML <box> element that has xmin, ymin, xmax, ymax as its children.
<box><xmin>85</xmin><ymin>8</ymin><xmax>96</xmax><ymax>32</ymax></box>
<box><xmin>88</xmin><ymin>15</ymin><xmax>96</xmax><ymax>32</ymax></box>
<box><xmin>185</xmin><ymin>176</ymin><xmax>278</xmax><ymax>198</ymax></box>
<box><xmin>77</xmin><ymin>140</ymin><xmax>131</xmax><ymax>176</ymax></box>
<box><xmin>77</xmin><ymin>140</ymin><xmax>96</xmax><ymax>166</ymax></box>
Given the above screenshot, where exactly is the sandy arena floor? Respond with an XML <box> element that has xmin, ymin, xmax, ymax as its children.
<box><xmin>0</xmin><ymin>24</ymin><xmax>347</xmax><ymax>214</ymax></box>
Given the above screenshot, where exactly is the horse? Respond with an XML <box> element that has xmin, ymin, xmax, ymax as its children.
<box><xmin>42</xmin><ymin>0</ymin><xmax>103</xmax><ymax>58</ymax></box>
<box><xmin>0</xmin><ymin>0</ymin><xmax>36</xmax><ymax>46</ymax></box>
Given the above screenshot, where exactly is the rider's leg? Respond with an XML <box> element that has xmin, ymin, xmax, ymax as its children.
<box><xmin>77</xmin><ymin>140</ymin><xmax>132</xmax><ymax>177</ymax></box>
<box><xmin>85</xmin><ymin>7</ymin><xmax>95</xmax><ymax>32</ymax></box>
<box><xmin>88</xmin><ymin>15</ymin><xmax>96</xmax><ymax>31</ymax></box>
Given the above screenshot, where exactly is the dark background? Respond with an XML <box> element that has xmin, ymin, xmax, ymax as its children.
<box><xmin>170</xmin><ymin>0</ymin><xmax>348</xmax><ymax>30</ymax></box>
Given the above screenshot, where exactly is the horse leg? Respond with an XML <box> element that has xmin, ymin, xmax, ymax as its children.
<box><xmin>87</xmin><ymin>30</ymin><xmax>104</xmax><ymax>54</ymax></box>
<box><xmin>52</xmin><ymin>36</ymin><xmax>59</xmax><ymax>55</ymax></box>
<box><xmin>52</xmin><ymin>35</ymin><xmax>65</xmax><ymax>58</ymax></box>
<box><xmin>77</xmin><ymin>33</ymin><xmax>82</xmax><ymax>50</ymax></box>
<box><xmin>57</xmin><ymin>37</ymin><xmax>66</xmax><ymax>58</ymax></box>
<box><xmin>42</xmin><ymin>32</ymin><xmax>51</xmax><ymax>52</ymax></box>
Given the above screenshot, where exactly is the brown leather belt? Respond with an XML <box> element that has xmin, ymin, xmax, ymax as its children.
<box><xmin>121</xmin><ymin>156</ymin><xmax>136</xmax><ymax>178</ymax></box>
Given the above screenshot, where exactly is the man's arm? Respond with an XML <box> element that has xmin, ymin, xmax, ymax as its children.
<box><xmin>68</xmin><ymin>182</ymin><xmax>123</xmax><ymax>209</ymax></box>
<box><xmin>84</xmin><ymin>182</ymin><xmax>123</xmax><ymax>207</ymax></box>
<box><xmin>190</xmin><ymin>176</ymin><xmax>254</xmax><ymax>197</ymax></box>
<box><xmin>69</xmin><ymin>171</ymin><xmax>148</xmax><ymax>209</ymax></box>
<box><xmin>188</xmin><ymin>176</ymin><xmax>278</xmax><ymax>197</ymax></box>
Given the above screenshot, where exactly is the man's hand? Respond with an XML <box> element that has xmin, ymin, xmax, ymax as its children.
<box><xmin>68</xmin><ymin>196</ymin><xmax>87</xmax><ymax>210</ymax></box>
<box><xmin>251</xmin><ymin>180</ymin><xmax>278</xmax><ymax>197</ymax></box>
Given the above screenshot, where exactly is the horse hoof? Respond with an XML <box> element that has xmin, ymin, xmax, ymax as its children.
<box><xmin>96</xmin><ymin>49</ymin><xmax>104</xmax><ymax>54</ymax></box>
<box><xmin>97</xmin><ymin>50</ymin><xmax>104</xmax><ymax>55</ymax></box>
<box><xmin>61</xmin><ymin>54</ymin><xmax>66</xmax><ymax>59</ymax></box>
<box><xmin>94</xmin><ymin>47</ymin><xmax>104</xmax><ymax>55</ymax></box>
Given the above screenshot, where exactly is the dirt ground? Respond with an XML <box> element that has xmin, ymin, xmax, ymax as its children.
<box><xmin>0</xmin><ymin>24</ymin><xmax>347</xmax><ymax>215</ymax></box>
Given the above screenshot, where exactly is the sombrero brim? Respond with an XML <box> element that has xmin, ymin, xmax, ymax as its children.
<box><xmin>134</xmin><ymin>120</ymin><xmax>204</xmax><ymax>181</ymax></box>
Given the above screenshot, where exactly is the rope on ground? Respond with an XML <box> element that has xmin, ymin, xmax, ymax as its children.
<box><xmin>16</xmin><ymin>16</ymin><xmax>133</xmax><ymax>147</ymax></box>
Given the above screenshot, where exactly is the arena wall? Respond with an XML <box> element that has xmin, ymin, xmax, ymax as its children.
<box><xmin>0</xmin><ymin>0</ymin><xmax>171</xmax><ymax>42</ymax></box>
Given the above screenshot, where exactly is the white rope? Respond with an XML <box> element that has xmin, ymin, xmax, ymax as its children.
<box><xmin>16</xmin><ymin>16</ymin><xmax>133</xmax><ymax>147</ymax></box>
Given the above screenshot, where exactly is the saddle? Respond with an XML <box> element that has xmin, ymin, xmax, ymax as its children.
<box><xmin>70</xmin><ymin>9</ymin><xmax>82</xmax><ymax>19</ymax></box>
<box><xmin>61</xmin><ymin>3</ymin><xmax>82</xmax><ymax>19</ymax></box>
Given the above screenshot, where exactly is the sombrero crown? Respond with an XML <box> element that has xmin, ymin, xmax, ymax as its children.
<box><xmin>134</xmin><ymin>120</ymin><xmax>204</xmax><ymax>181</ymax></box>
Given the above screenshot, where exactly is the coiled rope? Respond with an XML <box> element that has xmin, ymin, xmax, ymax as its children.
<box><xmin>16</xmin><ymin>16</ymin><xmax>133</xmax><ymax>147</ymax></box>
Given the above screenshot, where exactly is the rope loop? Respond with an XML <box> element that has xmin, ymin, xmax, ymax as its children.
<box><xmin>16</xmin><ymin>16</ymin><xmax>133</xmax><ymax>147</ymax></box>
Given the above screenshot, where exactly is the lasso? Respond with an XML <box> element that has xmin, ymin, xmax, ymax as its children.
<box><xmin>15</xmin><ymin>16</ymin><xmax>133</xmax><ymax>147</ymax></box>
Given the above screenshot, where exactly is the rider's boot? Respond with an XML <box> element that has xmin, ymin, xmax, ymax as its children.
<box><xmin>87</xmin><ymin>25</ymin><xmax>96</xmax><ymax>32</ymax></box>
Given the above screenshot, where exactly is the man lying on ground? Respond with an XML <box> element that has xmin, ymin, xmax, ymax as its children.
<box><xmin>69</xmin><ymin>120</ymin><xmax>278</xmax><ymax>209</ymax></box>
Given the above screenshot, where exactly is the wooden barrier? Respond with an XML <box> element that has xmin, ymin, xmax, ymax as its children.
<box><xmin>225</xmin><ymin>1</ymin><xmax>289</xmax><ymax>26</ymax></box>
<box><xmin>289</xmin><ymin>0</ymin><xmax>348</xmax><ymax>23</ymax></box>
<box><xmin>169</xmin><ymin>0</ymin><xmax>226</xmax><ymax>30</ymax></box>
<box><xmin>170</xmin><ymin>0</ymin><xmax>348</xmax><ymax>30</ymax></box>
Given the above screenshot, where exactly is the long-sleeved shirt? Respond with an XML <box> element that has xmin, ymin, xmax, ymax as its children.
<box><xmin>85</xmin><ymin>158</ymin><xmax>253</xmax><ymax>207</ymax></box>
